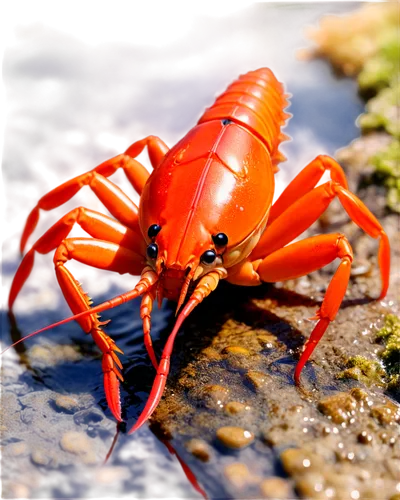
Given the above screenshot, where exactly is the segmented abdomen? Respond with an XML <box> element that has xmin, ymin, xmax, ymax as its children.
<box><xmin>197</xmin><ymin>68</ymin><xmax>290</xmax><ymax>165</ymax></box>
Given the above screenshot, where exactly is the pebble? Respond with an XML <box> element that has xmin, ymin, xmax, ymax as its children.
<box><xmin>31</xmin><ymin>449</ymin><xmax>51</xmax><ymax>466</ymax></box>
<box><xmin>53</xmin><ymin>395</ymin><xmax>80</xmax><ymax>414</ymax></box>
<box><xmin>295</xmin><ymin>473</ymin><xmax>326</xmax><ymax>499</ymax></box>
<box><xmin>357</xmin><ymin>430</ymin><xmax>373</xmax><ymax>444</ymax></box>
<box><xmin>259</xmin><ymin>477</ymin><xmax>292</xmax><ymax>499</ymax></box>
<box><xmin>216</xmin><ymin>426</ymin><xmax>255</xmax><ymax>449</ymax></box>
<box><xmin>223</xmin><ymin>345</ymin><xmax>254</xmax><ymax>370</ymax></box>
<box><xmin>371</xmin><ymin>402</ymin><xmax>400</xmax><ymax>425</ymax></box>
<box><xmin>60</xmin><ymin>431</ymin><xmax>97</xmax><ymax>464</ymax></box>
<box><xmin>93</xmin><ymin>466</ymin><xmax>130</xmax><ymax>484</ymax></box>
<box><xmin>29</xmin><ymin>344</ymin><xmax>81</xmax><ymax>365</ymax></box>
<box><xmin>185</xmin><ymin>438</ymin><xmax>212</xmax><ymax>462</ymax></box>
<box><xmin>8</xmin><ymin>484</ymin><xmax>30</xmax><ymax>499</ymax></box>
<box><xmin>7</xmin><ymin>441</ymin><xmax>29</xmax><ymax>457</ymax></box>
<box><xmin>201</xmin><ymin>347</ymin><xmax>222</xmax><ymax>361</ymax></box>
<box><xmin>280</xmin><ymin>448</ymin><xmax>320</xmax><ymax>476</ymax></box>
<box><xmin>224</xmin><ymin>401</ymin><xmax>250</xmax><ymax>415</ymax></box>
<box><xmin>317</xmin><ymin>392</ymin><xmax>357</xmax><ymax>424</ymax></box>
<box><xmin>194</xmin><ymin>384</ymin><xmax>230</xmax><ymax>410</ymax></box>
<box><xmin>245</xmin><ymin>370</ymin><xmax>271</xmax><ymax>391</ymax></box>
<box><xmin>224</xmin><ymin>462</ymin><xmax>254</xmax><ymax>489</ymax></box>
<box><xmin>222</xmin><ymin>346</ymin><xmax>251</xmax><ymax>356</ymax></box>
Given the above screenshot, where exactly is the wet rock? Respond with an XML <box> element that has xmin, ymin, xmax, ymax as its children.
<box><xmin>245</xmin><ymin>370</ymin><xmax>272</xmax><ymax>392</ymax></box>
<box><xmin>224</xmin><ymin>401</ymin><xmax>251</xmax><ymax>415</ymax></box>
<box><xmin>338</xmin><ymin>356</ymin><xmax>386</xmax><ymax>386</ymax></box>
<box><xmin>222</xmin><ymin>346</ymin><xmax>252</xmax><ymax>356</ymax></box>
<box><xmin>31</xmin><ymin>449</ymin><xmax>51</xmax><ymax>467</ymax></box>
<box><xmin>371</xmin><ymin>401</ymin><xmax>400</xmax><ymax>425</ymax></box>
<box><xmin>93</xmin><ymin>466</ymin><xmax>131</xmax><ymax>484</ymax></box>
<box><xmin>73</xmin><ymin>408</ymin><xmax>104</xmax><ymax>425</ymax></box>
<box><xmin>15</xmin><ymin>288</ymin><xmax>57</xmax><ymax>311</ymax></box>
<box><xmin>201</xmin><ymin>347</ymin><xmax>221</xmax><ymax>361</ymax></box>
<box><xmin>280</xmin><ymin>448</ymin><xmax>321</xmax><ymax>476</ymax></box>
<box><xmin>59</xmin><ymin>431</ymin><xmax>97</xmax><ymax>465</ymax></box>
<box><xmin>7</xmin><ymin>441</ymin><xmax>29</xmax><ymax>457</ymax></box>
<box><xmin>189</xmin><ymin>384</ymin><xmax>230</xmax><ymax>410</ymax></box>
<box><xmin>185</xmin><ymin>438</ymin><xmax>212</xmax><ymax>462</ymax></box>
<box><xmin>29</xmin><ymin>344</ymin><xmax>81</xmax><ymax>365</ymax></box>
<box><xmin>317</xmin><ymin>392</ymin><xmax>358</xmax><ymax>424</ymax></box>
<box><xmin>357</xmin><ymin>430</ymin><xmax>373</xmax><ymax>444</ymax></box>
<box><xmin>216</xmin><ymin>426</ymin><xmax>254</xmax><ymax>449</ymax></box>
<box><xmin>53</xmin><ymin>395</ymin><xmax>80</xmax><ymax>414</ymax></box>
<box><xmin>259</xmin><ymin>476</ymin><xmax>292</xmax><ymax>499</ymax></box>
<box><xmin>223</xmin><ymin>462</ymin><xmax>256</xmax><ymax>490</ymax></box>
<box><xmin>222</xmin><ymin>345</ymin><xmax>256</xmax><ymax>370</ymax></box>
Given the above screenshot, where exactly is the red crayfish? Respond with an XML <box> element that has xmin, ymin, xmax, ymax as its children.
<box><xmin>6</xmin><ymin>68</ymin><xmax>390</xmax><ymax>433</ymax></box>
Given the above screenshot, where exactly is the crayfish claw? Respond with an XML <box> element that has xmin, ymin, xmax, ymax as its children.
<box><xmin>102</xmin><ymin>352</ymin><xmax>124</xmax><ymax>420</ymax></box>
<box><xmin>104</xmin><ymin>369</ymin><xmax>122</xmax><ymax>422</ymax></box>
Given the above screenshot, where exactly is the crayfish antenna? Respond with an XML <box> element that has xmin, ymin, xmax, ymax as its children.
<box><xmin>1</xmin><ymin>268</ymin><xmax>158</xmax><ymax>356</ymax></box>
<box><xmin>128</xmin><ymin>268</ymin><xmax>227</xmax><ymax>434</ymax></box>
<box><xmin>163</xmin><ymin>440</ymin><xmax>208</xmax><ymax>499</ymax></box>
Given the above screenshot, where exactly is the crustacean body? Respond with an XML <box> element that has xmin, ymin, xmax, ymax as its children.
<box><xmin>7</xmin><ymin>68</ymin><xmax>390</xmax><ymax>432</ymax></box>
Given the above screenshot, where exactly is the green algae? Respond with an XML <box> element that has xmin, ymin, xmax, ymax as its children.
<box><xmin>306</xmin><ymin>2</ymin><xmax>400</xmax><ymax>213</ymax></box>
<box><xmin>359</xmin><ymin>82</ymin><xmax>400</xmax><ymax>138</ymax></box>
<box><xmin>339</xmin><ymin>315</ymin><xmax>400</xmax><ymax>390</ymax></box>
<box><xmin>338</xmin><ymin>355</ymin><xmax>386</xmax><ymax>386</ymax></box>
<box><xmin>358</xmin><ymin>27</ymin><xmax>400</xmax><ymax>94</ymax></box>
<box><xmin>376</xmin><ymin>314</ymin><xmax>400</xmax><ymax>378</ymax></box>
<box><xmin>371</xmin><ymin>139</ymin><xmax>400</xmax><ymax>213</ymax></box>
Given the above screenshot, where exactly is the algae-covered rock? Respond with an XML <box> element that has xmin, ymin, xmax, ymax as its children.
<box><xmin>338</xmin><ymin>315</ymin><xmax>400</xmax><ymax>391</ymax></box>
<box><xmin>338</xmin><ymin>355</ymin><xmax>386</xmax><ymax>387</ymax></box>
<box><xmin>376</xmin><ymin>314</ymin><xmax>400</xmax><ymax>378</ymax></box>
<box><xmin>305</xmin><ymin>2</ymin><xmax>400</xmax><ymax>214</ymax></box>
<box><xmin>359</xmin><ymin>83</ymin><xmax>400</xmax><ymax>137</ymax></box>
<box><xmin>358</xmin><ymin>27</ymin><xmax>400</xmax><ymax>93</ymax></box>
<box><xmin>304</xmin><ymin>3</ymin><xmax>399</xmax><ymax>77</ymax></box>
<box><xmin>372</xmin><ymin>139</ymin><xmax>400</xmax><ymax>213</ymax></box>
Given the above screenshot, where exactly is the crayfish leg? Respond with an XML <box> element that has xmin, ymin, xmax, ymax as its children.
<box><xmin>140</xmin><ymin>290</ymin><xmax>159</xmax><ymax>370</ymax></box>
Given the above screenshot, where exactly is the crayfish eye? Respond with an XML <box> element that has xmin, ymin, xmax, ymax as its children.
<box><xmin>201</xmin><ymin>249</ymin><xmax>216</xmax><ymax>265</ymax></box>
<box><xmin>148</xmin><ymin>224</ymin><xmax>161</xmax><ymax>238</ymax></box>
<box><xmin>147</xmin><ymin>243</ymin><xmax>158</xmax><ymax>260</ymax></box>
<box><xmin>212</xmin><ymin>232</ymin><xmax>228</xmax><ymax>247</ymax></box>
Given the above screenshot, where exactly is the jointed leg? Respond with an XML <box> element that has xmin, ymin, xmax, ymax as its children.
<box><xmin>251</xmin><ymin>179</ymin><xmax>389</xmax><ymax>298</ymax></box>
<box><xmin>268</xmin><ymin>154</ymin><xmax>348</xmax><ymax>225</ymax></box>
<box><xmin>124</xmin><ymin>135</ymin><xmax>169</xmax><ymax>169</ymax></box>
<box><xmin>231</xmin><ymin>156</ymin><xmax>390</xmax><ymax>381</ymax></box>
<box><xmin>95</xmin><ymin>135</ymin><xmax>168</xmax><ymax>198</ymax></box>
<box><xmin>21</xmin><ymin>172</ymin><xmax>141</xmax><ymax>253</ymax></box>
<box><xmin>9</xmin><ymin>207</ymin><xmax>146</xmax><ymax>309</ymax></box>
<box><xmin>229</xmin><ymin>233</ymin><xmax>353</xmax><ymax>383</ymax></box>
<box><xmin>19</xmin><ymin>136</ymin><xmax>168</xmax><ymax>252</ymax></box>
<box><xmin>53</xmin><ymin>238</ymin><xmax>154</xmax><ymax>421</ymax></box>
<box><xmin>141</xmin><ymin>289</ymin><xmax>158</xmax><ymax>370</ymax></box>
